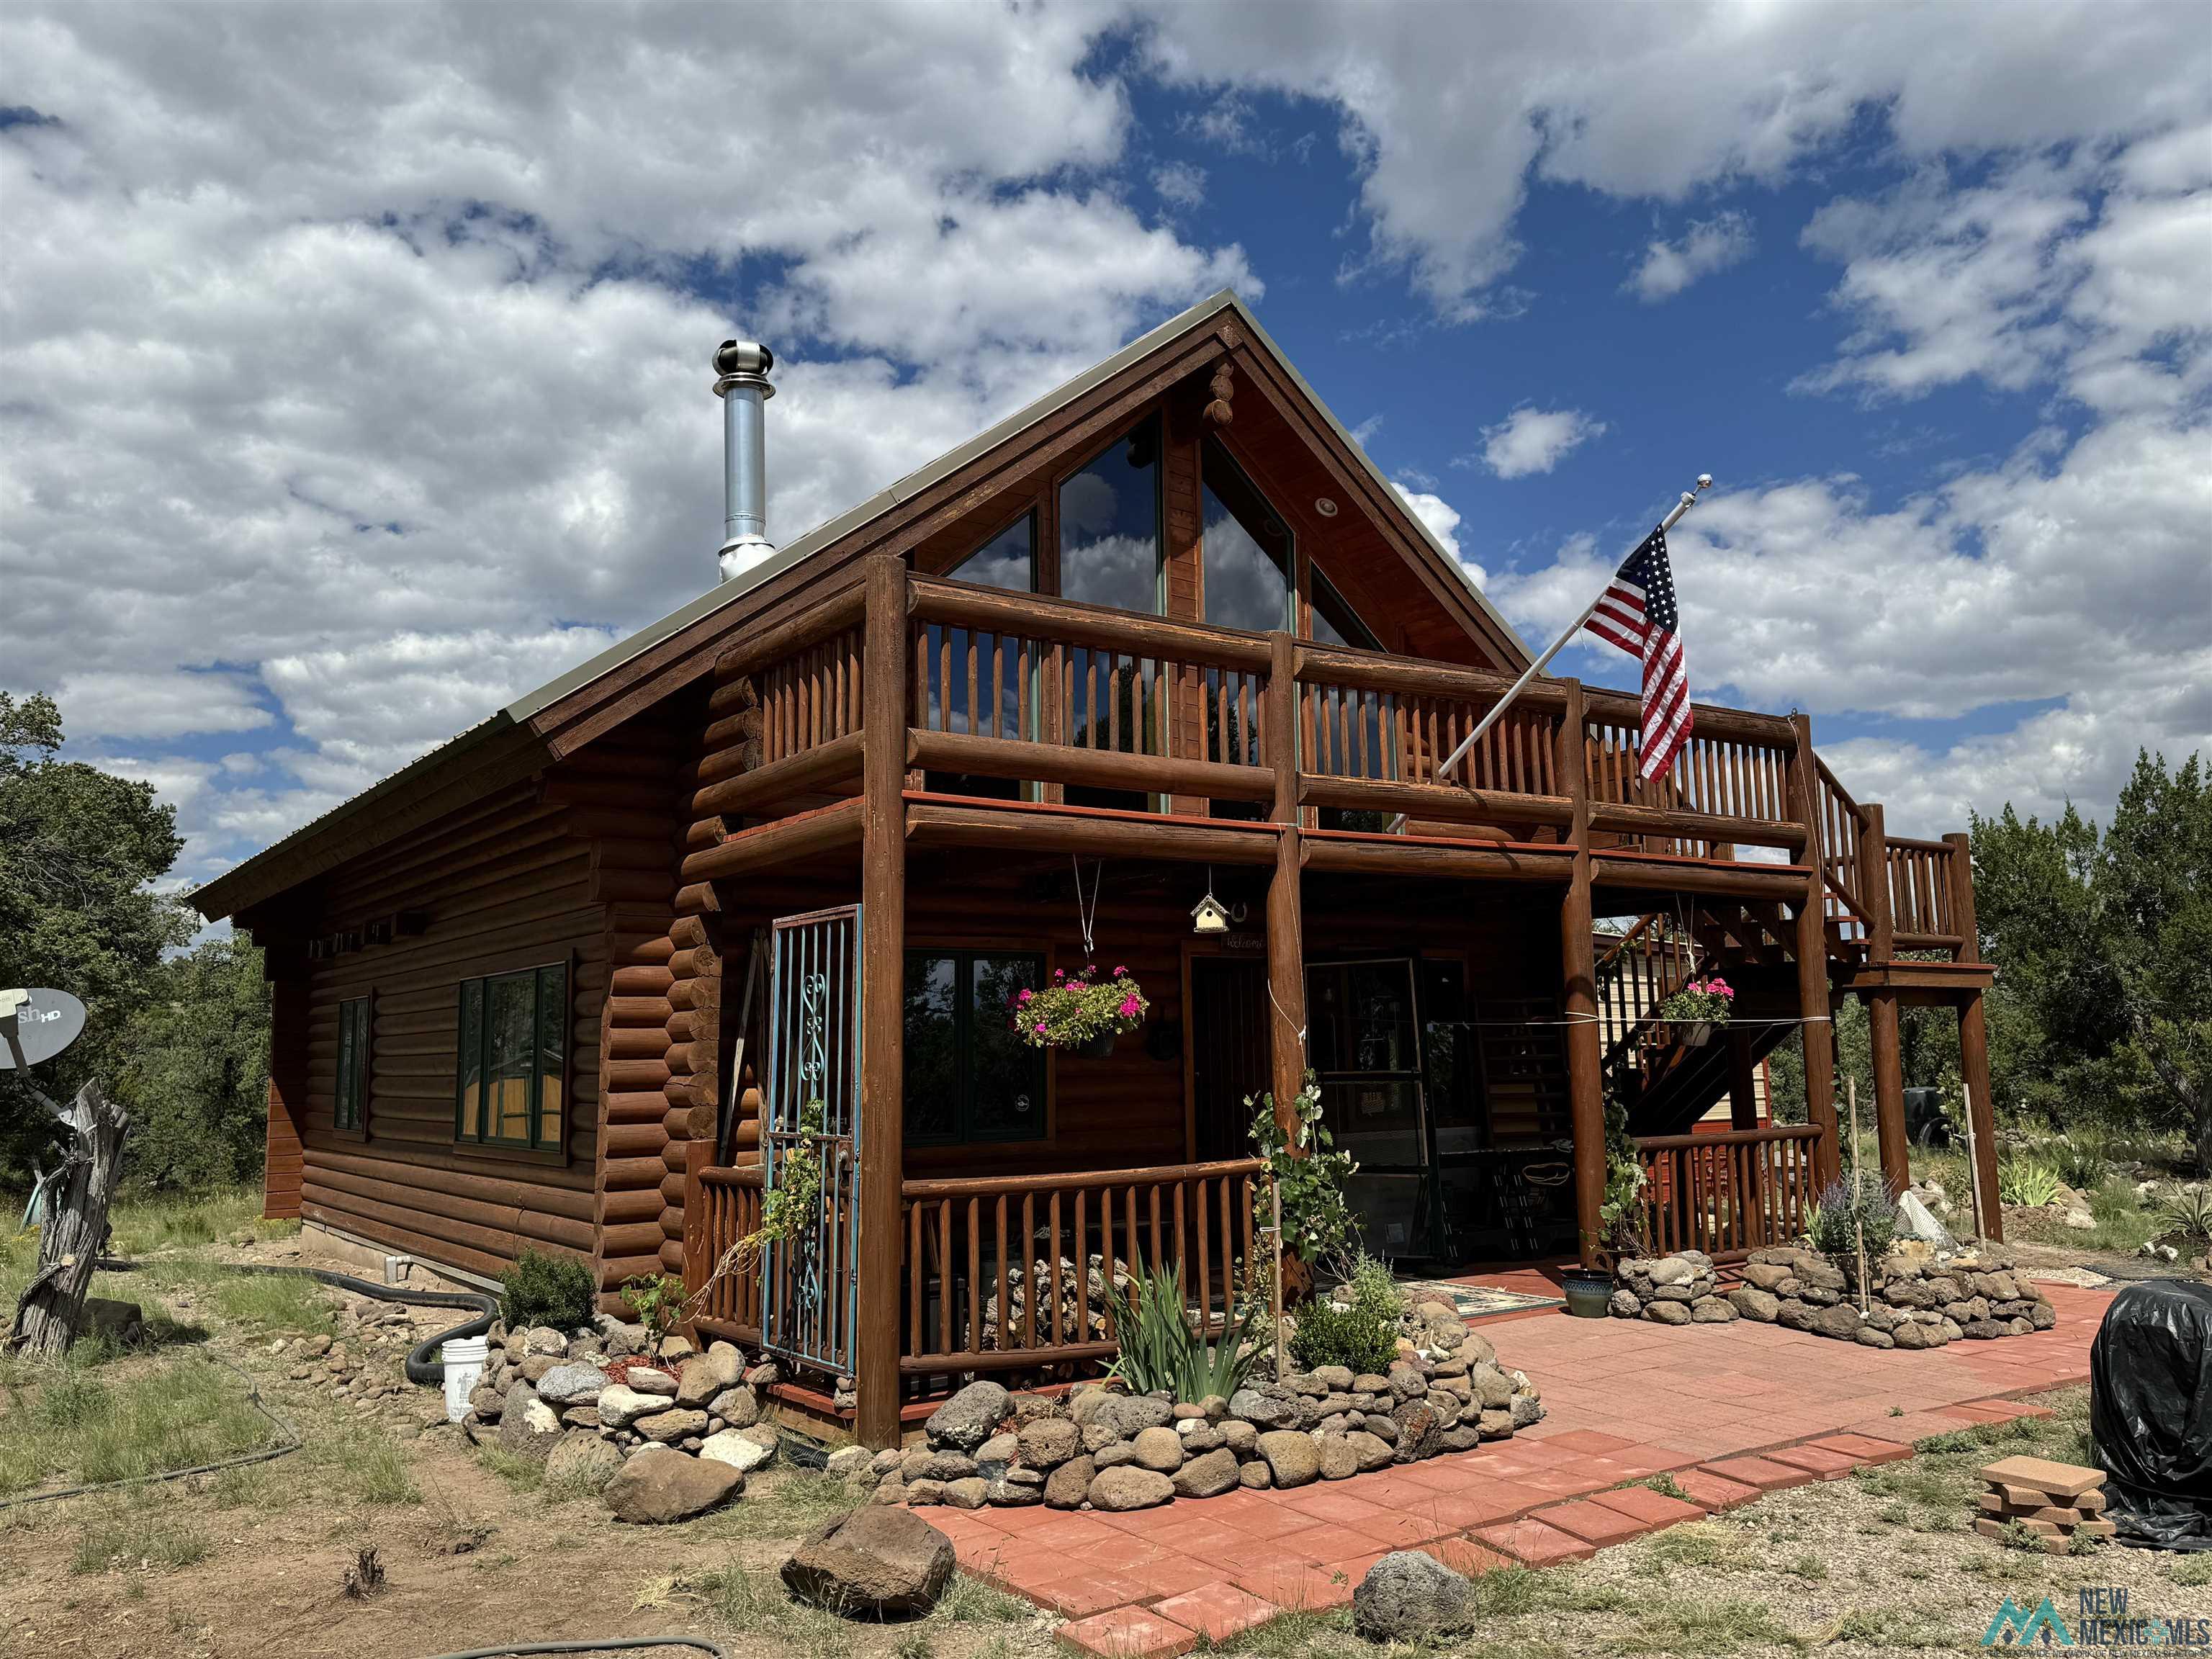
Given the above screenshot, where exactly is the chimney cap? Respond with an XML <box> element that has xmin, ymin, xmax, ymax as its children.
<box><xmin>714</xmin><ymin>338</ymin><xmax>774</xmax><ymax>381</ymax></box>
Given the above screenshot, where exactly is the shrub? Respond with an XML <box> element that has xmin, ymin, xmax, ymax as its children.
<box><xmin>2050</xmin><ymin>1131</ymin><xmax>2112</xmax><ymax>1192</ymax></box>
<box><xmin>1106</xmin><ymin>1263</ymin><xmax>1258</xmax><ymax>1400</ymax></box>
<box><xmin>1248</xmin><ymin>1074</ymin><xmax>1358</xmax><ymax>1272</ymax></box>
<box><xmin>498</xmin><ymin>1248</ymin><xmax>596</xmax><ymax>1332</ymax></box>
<box><xmin>2155</xmin><ymin>1184</ymin><xmax>2212</xmax><ymax>1244</ymax></box>
<box><xmin>1290</xmin><ymin>1251</ymin><xmax>1402</xmax><ymax>1376</ymax></box>
<box><xmin>1807</xmin><ymin>1171</ymin><xmax>1896</xmax><ymax>1264</ymax></box>
<box><xmin>1998</xmin><ymin>1156</ymin><xmax>2065</xmax><ymax>1208</ymax></box>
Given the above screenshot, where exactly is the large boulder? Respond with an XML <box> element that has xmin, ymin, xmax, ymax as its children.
<box><xmin>1256</xmin><ymin>1430</ymin><xmax>1321</xmax><ymax>1488</ymax></box>
<box><xmin>1017</xmin><ymin>1417</ymin><xmax>1082</xmax><ymax>1468</ymax></box>
<box><xmin>1043</xmin><ymin>1454</ymin><xmax>1095</xmax><ymax>1509</ymax></box>
<box><xmin>603</xmin><ymin>1448</ymin><xmax>744</xmax><ymax>1524</ymax></box>
<box><xmin>1353</xmin><ymin>1551</ymin><xmax>1475</xmax><ymax>1644</ymax></box>
<box><xmin>596</xmin><ymin>1384</ymin><xmax>664</xmax><ymax>1429</ymax></box>
<box><xmin>782</xmin><ymin>1505</ymin><xmax>956</xmax><ymax>1617</ymax></box>
<box><xmin>925</xmin><ymin>1381</ymin><xmax>1010</xmax><ymax>1452</ymax></box>
<box><xmin>1727</xmin><ymin>1286</ymin><xmax>1781</xmax><ymax>1322</ymax></box>
<box><xmin>1130</xmin><ymin>1426</ymin><xmax>1184</xmax><ymax>1473</ymax></box>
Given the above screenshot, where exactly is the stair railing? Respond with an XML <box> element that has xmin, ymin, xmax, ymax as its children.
<box><xmin>1595</xmin><ymin>914</ymin><xmax>1698</xmax><ymax>1092</ymax></box>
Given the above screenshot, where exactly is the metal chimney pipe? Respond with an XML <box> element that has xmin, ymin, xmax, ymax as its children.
<box><xmin>714</xmin><ymin>339</ymin><xmax>775</xmax><ymax>583</ymax></box>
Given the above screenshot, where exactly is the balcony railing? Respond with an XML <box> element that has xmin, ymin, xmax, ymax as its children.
<box><xmin>706</xmin><ymin>567</ymin><xmax>1962</xmax><ymax>954</ymax></box>
<box><xmin>1635</xmin><ymin>1124</ymin><xmax>1823</xmax><ymax>1262</ymax></box>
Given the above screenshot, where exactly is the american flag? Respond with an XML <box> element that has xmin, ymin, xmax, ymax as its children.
<box><xmin>1585</xmin><ymin>524</ymin><xmax>1692</xmax><ymax>781</ymax></box>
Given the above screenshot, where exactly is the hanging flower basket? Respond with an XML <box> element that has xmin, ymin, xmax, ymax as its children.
<box><xmin>1658</xmin><ymin>976</ymin><xmax>1734</xmax><ymax>1048</ymax></box>
<box><xmin>1010</xmin><ymin>964</ymin><xmax>1148</xmax><ymax>1052</ymax></box>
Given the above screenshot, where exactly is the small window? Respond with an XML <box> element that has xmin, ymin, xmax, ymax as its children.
<box><xmin>904</xmin><ymin>951</ymin><xmax>1046</xmax><ymax>1146</ymax></box>
<box><xmin>335</xmin><ymin>997</ymin><xmax>372</xmax><ymax>1134</ymax></box>
<box><xmin>949</xmin><ymin>511</ymin><xmax>1036</xmax><ymax>592</ymax></box>
<box><xmin>455</xmin><ymin>962</ymin><xmax>569</xmax><ymax>1152</ymax></box>
<box><xmin>1058</xmin><ymin>418</ymin><xmax>1161</xmax><ymax>614</ymax></box>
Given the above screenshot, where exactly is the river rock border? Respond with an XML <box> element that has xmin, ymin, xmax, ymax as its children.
<box><xmin>873</xmin><ymin>1313</ymin><xmax>1545</xmax><ymax>1516</ymax></box>
<box><xmin>1609</xmin><ymin>1243</ymin><xmax>2056</xmax><ymax>1347</ymax></box>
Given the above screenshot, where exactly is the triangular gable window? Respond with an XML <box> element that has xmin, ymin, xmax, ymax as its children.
<box><xmin>1310</xmin><ymin>567</ymin><xmax>1381</xmax><ymax>651</ymax></box>
<box><xmin>949</xmin><ymin>511</ymin><xmax>1036</xmax><ymax>593</ymax></box>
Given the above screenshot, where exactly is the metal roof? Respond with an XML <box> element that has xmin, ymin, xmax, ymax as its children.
<box><xmin>194</xmin><ymin>289</ymin><xmax>1528</xmax><ymax>920</ymax></box>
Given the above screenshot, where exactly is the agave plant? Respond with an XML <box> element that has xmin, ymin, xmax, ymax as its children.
<box><xmin>1998</xmin><ymin>1156</ymin><xmax>2065</xmax><ymax>1208</ymax></box>
<box><xmin>2154</xmin><ymin>1184</ymin><xmax>2212</xmax><ymax>1245</ymax></box>
<box><xmin>1105</xmin><ymin>1262</ymin><xmax>1259</xmax><ymax>1401</ymax></box>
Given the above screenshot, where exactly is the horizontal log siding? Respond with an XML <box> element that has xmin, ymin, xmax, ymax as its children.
<box><xmin>292</xmin><ymin>779</ymin><xmax>603</xmax><ymax>1280</ymax></box>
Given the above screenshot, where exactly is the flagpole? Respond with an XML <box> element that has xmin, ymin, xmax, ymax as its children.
<box><xmin>1388</xmin><ymin>472</ymin><xmax>1713</xmax><ymax>834</ymax></box>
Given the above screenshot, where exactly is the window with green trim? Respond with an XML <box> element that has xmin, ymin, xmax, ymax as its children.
<box><xmin>455</xmin><ymin>963</ymin><xmax>569</xmax><ymax>1151</ymax></box>
<box><xmin>336</xmin><ymin>996</ymin><xmax>372</xmax><ymax>1134</ymax></box>
<box><xmin>904</xmin><ymin>951</ymin><xmax>1046</xmax><ymax>1146</ymax></box>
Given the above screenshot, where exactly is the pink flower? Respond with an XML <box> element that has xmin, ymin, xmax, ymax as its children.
<box><xmin>1117</xmin><ymin>996</ymin><xmax>1141</xmax><ymax>1018</ymax></box>
<box><xmin>1034</xmin><ymin>1020</ymin><xmax>1048</xmax><ymax>1034</ymax></box>
<box><xmin>1016</xmin><ymin>988</ymin><xmax>1033</xmax><ymax>1004</ymax></box>
<box><xmin>1112</xmin><ymin>965</ymin><xmax>1128</xmax><ymax>977</ymax></box>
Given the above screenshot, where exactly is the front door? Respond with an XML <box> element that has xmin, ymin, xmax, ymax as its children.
<box><xmin>1190</xmin><ymin>956</ymin><xmax>1269</xmax><ymax>1163</ymax></box>
<box><xmin>1306</xmin><ymin>957</ymin><xmax>1431</xmax><ymax>1259</ymax></box>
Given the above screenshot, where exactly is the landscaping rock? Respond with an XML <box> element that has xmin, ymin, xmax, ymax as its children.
<box><xmin>1727</xmin><ymin>1286</ymin><xmax>1781</xmax><ymax>1322</ymax></box>
<box><xmin>1346</xmin><ymin>1430</ymin><xmax>1395</xmax><ymax>1472</ymax></box>
<box><xmin>1354</xmin><ymin>1550</ymin><xmax>1475</xmax><ymax>1644</ymax></box>
<box><xmin>1644</xmin><ymin>1299</ymin><xmax>1692</xmax><ymax>1326</ymax></box>
<box><xmin>1690</xmin><ymin>1296</ymin><xmax>1737</xmax><ymax>1323</ymax></box>
<box><xmin>1318</xmin><ymin>1434</ymin><xmax>1362</xmax><ymax>1480</ymax></box>
<box><xmin>1043</xmin><ymin>1455</ymin><xmax>1095</xmax><ymax>1509</ymax></box>
<box><xmin>496</xmin><ymin>1383</ymin><xmax>562</xmax><ymax>1460</ymax></box>
<box><xmin>1172</xmin><ymin>1447</ymin><xmax>1241</xmax><ymax>1498</ymax></box>
<box><xmin>1256</xmin><ymin>1429</ymin><xmax>1321</xmax><ymax>1488</ymax></box>
<box><xmin>625</xmin><ymin>1366</ymin><xmax>678</xmax><ymax>1397</ymax></box>
<box><xmin>1390</xmin><ymin>1401</ymin><xmax>1444</xmax><ymax>1463</ymax></box>
<box><xmin>1089</xmin><ymin>1466</ymin><xmax>1174</xmax><ymax>1511</ymax></box>
<box><xmin>535</xmin><ymin>1364</ymin><xmax>608</xmax><ymax>1407</ymax></box>
<box><xmin>1238</xmin><ymin>1460</ymin><xmax>1272</xmax><ymax>1489</ymax></box>
<box><xmin>635</xmin><ymin>1407</ymin><xmax>709</xmax><ymax>1444</ymax></box>
<box><xmin>1808</xmin><ymin>1304</ymin><xmax>1864</xmax><ymax>1341</ymax></box>
<box><xmin>1017</xmin><ymin>1418</ymin><xmax>1081</xmax><ymax>1468</ymax></box>
<box><xmin>825</xmin><ymin>1446</ymin><xmax>873</xmax><ymax>1482</ymax></box>
<box><xmin>707</xmin><ymin>1385</ymin><xmax>760</xmax><ymax>1429</ymax></box>
<box><xmin>940</xmin><ymin>1477</ymin><xmax>991</xmax><ymax>1510</ymax></box>
<box><xmin>925</xmin><ymin>1381</ymin><xmax>1010</xmax><ymax>1452</ymax></box>
<box><xmin>1130</xmin><ymin>1426</ymin><xmax>1184</xmax><ymax>1473</ymax></box>
<box><xmin>1608</xmin><ymin>1289</ymin><xmax>1642</xmax><ymax>1318</ymax></box>
<box><xmin>1227</xmin><ymin>1385</ymin><xmax>1298</xmax><ymax>1429</ymax></box>
<box><xmin>604</xmin><ymin>1448</ymin><xmax>742</xmax><ymax>1524</ymax></box>
<box><xmin>699</xmin><ymin>1429</ymin><xmax>777</xmax><ymax>1475</ymax></box>
<box><xmin>544</xmin><ymin>1433</ymin><xmax>624</xmax><ymax>1493</ymax></box>
<box><xmin>782</xmin><ymin>1505</ymin><xmax>956</xmax><ymax>1617</ymax></box>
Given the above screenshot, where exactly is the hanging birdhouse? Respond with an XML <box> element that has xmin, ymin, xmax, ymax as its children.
<box><xmin>1191</xmin><ymin>893</ymin><xmax>1231</xmax><ymax>935</ymax></box>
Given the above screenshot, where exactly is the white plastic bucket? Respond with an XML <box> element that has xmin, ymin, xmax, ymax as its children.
<box><xmin>441</xmin><ymin>1334</ymin><xmax>489</xmax><ymax>1421</ymax></box>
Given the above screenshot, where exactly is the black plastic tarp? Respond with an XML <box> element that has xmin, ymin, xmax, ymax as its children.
<box><xmin>2091</xmin><ymin>1277</ymin><xmax>2212</xmax><ymax>1550</ymax></box>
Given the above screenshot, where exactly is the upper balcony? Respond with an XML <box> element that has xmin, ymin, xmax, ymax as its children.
<box><xmin>682</xmin><ymin>565</ymin><xmax>1977</xmax><ymax>972</ymax></box>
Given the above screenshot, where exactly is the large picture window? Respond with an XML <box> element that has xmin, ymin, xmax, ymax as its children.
<box><xmin>335</xmin><ymin>996</ymin><xmax>372</xmax><ymax>1135</ymax></box>
<box><xmin>904</xmin><ymin>950</ymin><xmax>1046</xmax><ymax>1146</ymax></box>
<box><xmin>1058</xmin><ymin>418</ymin><xmax>1161</xmax><ymax>614</ymax></box>
<box><xmin>455</xmin><ymin>962</ymin><xmax>569</xmax><ymax>1153</ymax></box>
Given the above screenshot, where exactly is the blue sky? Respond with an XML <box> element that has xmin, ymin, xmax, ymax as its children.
<box><xmin>2</xmin><ymin>3</ymin><xmax>2206</xmax><ymax>886</ymax></box>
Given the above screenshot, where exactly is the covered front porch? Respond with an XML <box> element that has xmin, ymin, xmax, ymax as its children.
<box><xmin>671</xmin><ymin>556</ymin><xmax>1995</xmax><ymax>1444</ymax></box>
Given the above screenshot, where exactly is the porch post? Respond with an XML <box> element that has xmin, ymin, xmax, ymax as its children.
<box><xmin>1946</xmin><ymin>830</ymin><xmax>2003</xmax><ymax>1241</ymax></box>
<box><xmin>1727</xmin><ymin>1028</ymin><xmax>1760</xmax><ymax>1131</ymax></box>
<box><xmin>856</xmin><ymin>554</ymin><xmax>909</xmax><ymax>1448</ymax></box>
<box><xmin>1788</xmin><ymin>714</ymin><xmax>1843</xmax><ymax>1189</ymax></box>
<box><xmin>1867</xmin><ymin>991</ymin><xmax>1911</xmax><ymax>1196</ymax></box>
<box><xmin>1264</xmin><ymin>631</ymin><xmax>1307</xmax><ymax>1131</ymax></box>
<box><xmin>1555</xmin><ymin>680</ymin><xmax>1606</xmax><ymax>1268</ymax></box>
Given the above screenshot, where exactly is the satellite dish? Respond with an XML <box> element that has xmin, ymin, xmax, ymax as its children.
<box><xmin>0</xmin><ymin>989</ymin><xmax>88</xmax><ymax>1071</ymax></box>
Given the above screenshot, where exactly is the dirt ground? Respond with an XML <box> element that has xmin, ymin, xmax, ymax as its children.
<box><xmin>4</xmin><ymin>1230</ymin><xmax>2208</xmax><ymax>1659</ymax></box>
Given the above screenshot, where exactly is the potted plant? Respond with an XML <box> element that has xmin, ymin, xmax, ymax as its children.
<box><xmin>1657</xmin><ymin>974</ymin><xmax>1735</xmax><ymax>1046</ymax></box>
<box><xmin>1566</xmin><ymin>1093</ymin><xmax>1646</xmax><ymax>1317</ymax></box>
<box><xmin>1009</xmin><ymin>963</ymin><xmax>1148</xmax><ymax>1056</ymax></box>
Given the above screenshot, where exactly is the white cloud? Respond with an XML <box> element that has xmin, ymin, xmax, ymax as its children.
<box><xmin>1153</xmin><ymin>161</ymin><xmax>1208</xmax><ymax>208</ymax></box>
<box><xmin>1475</xmin><ymin>407</ymin><xmax>1606</xmax><ymax>480</ymax></box>
<box><xmin>1390</xmin><ymin>481</ymin><xmax>1489</xmax><ymax>588</ymax></box>
<box><xmin>1628</xmin><ymin>212</ymin><xmax>1755</xmax><ymax>302</ymax></box>
<box><xmin>0</xmin><ymin>4</ymin><xmax>1258</xmax><ymax>881</ymax></box>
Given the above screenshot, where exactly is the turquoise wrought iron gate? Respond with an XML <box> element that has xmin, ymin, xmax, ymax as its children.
<box><xmin>763</xmin><ymin>905</ymin><xmax>863</xmax><ymax>1375</ymax></box>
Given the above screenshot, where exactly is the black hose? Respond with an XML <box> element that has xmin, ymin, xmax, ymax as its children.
<box><xmin>417</xmin><ymin>1642</ymin><xmax>730</xmax><ymax>1658</ymax></box>
<box><xmin>219</xmin><ymin>1262</ymin><xmax>500</xmax><ymax>1385</ymax></box>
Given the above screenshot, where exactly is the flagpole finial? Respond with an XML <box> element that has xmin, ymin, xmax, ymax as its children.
<box><xmin>1696</xmin><ymin>472</ymin><xmax>1713</xmax><ymax>490</ymax></box>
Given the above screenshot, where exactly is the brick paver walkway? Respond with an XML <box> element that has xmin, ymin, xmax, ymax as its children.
<box><xmin>922</xmin><ymin>1280</ymin><xmax>2111</xmax><ymax>1657</ymax></box>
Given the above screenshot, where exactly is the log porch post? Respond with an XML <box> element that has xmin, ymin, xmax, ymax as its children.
<box><xmin>1788</xmin><ymin>714</ymin><xmax>1843</xmax><ymax>1190</ymax></box>
<box><xmin>1264</xmin><ymin>631</ymin><xmax>1307</xmax><ymax>1133</ymax></box>
<box><xmin>856</xmin><ymin>554</ymin><xmax>909</xmax><ymax>1448</ymax></box>
<box><xmin>1727</xmin><ymin>1028</ymin><xmax>1760</xmax><ymax>1132</ymax></box>
<box><xmin>1947</xmin><ymin>830</ymin><xmax>2003</xmax><ymax>1241</ymax></box>
<box><xmin>1858</xmin><ymin>802</ymin><xmax>1911</xmax><ymax>1196</ymax></box>
<box><xmin>1555</xmin><ymin>680</ymin><xmax>1606</xmax><ymax>1268</ymax></box>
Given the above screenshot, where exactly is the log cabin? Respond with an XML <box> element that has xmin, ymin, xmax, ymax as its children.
<box><xmin>192</xmin><ymin>291</ymin><xmax>2002</xmax><ymax>1446</ymax></box>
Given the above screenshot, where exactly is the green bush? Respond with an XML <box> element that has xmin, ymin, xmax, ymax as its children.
<box><xmin>1807</xmin><ymin>1172</ymin><xmax>1896</xmax><ymax>1264</ymax></box>
<box><xmin>1290</xmin><ymin>1252</ymin><xmax>1402</xmax><ymax>1376</ymax></box>
<box><xmin>2049</xmin><ymin>1131</ymin><xmax>2112</xmax><ymax>1192</ymax></box>
<box><xmin>498</xmin><ymin>1248</ymin><xmax>596</xmax><ymax>1332</ymax></box>
<box><xmin>1105</xmin><ymin>1264</ymin><xmax>1258</xmax><ymax>1401</ymax></box>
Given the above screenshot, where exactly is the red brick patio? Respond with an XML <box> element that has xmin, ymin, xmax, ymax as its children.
<box><xmin>920</xmin><ymin>1279</ymin><xmax>2111</xmax><ymax>1658</ymax></box>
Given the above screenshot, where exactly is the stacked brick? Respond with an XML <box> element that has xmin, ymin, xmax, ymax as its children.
<box><xmin>1974</xmin><ymin>1455</ymin><xmax>2115</xmax><ymax>1552</ymax></box>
